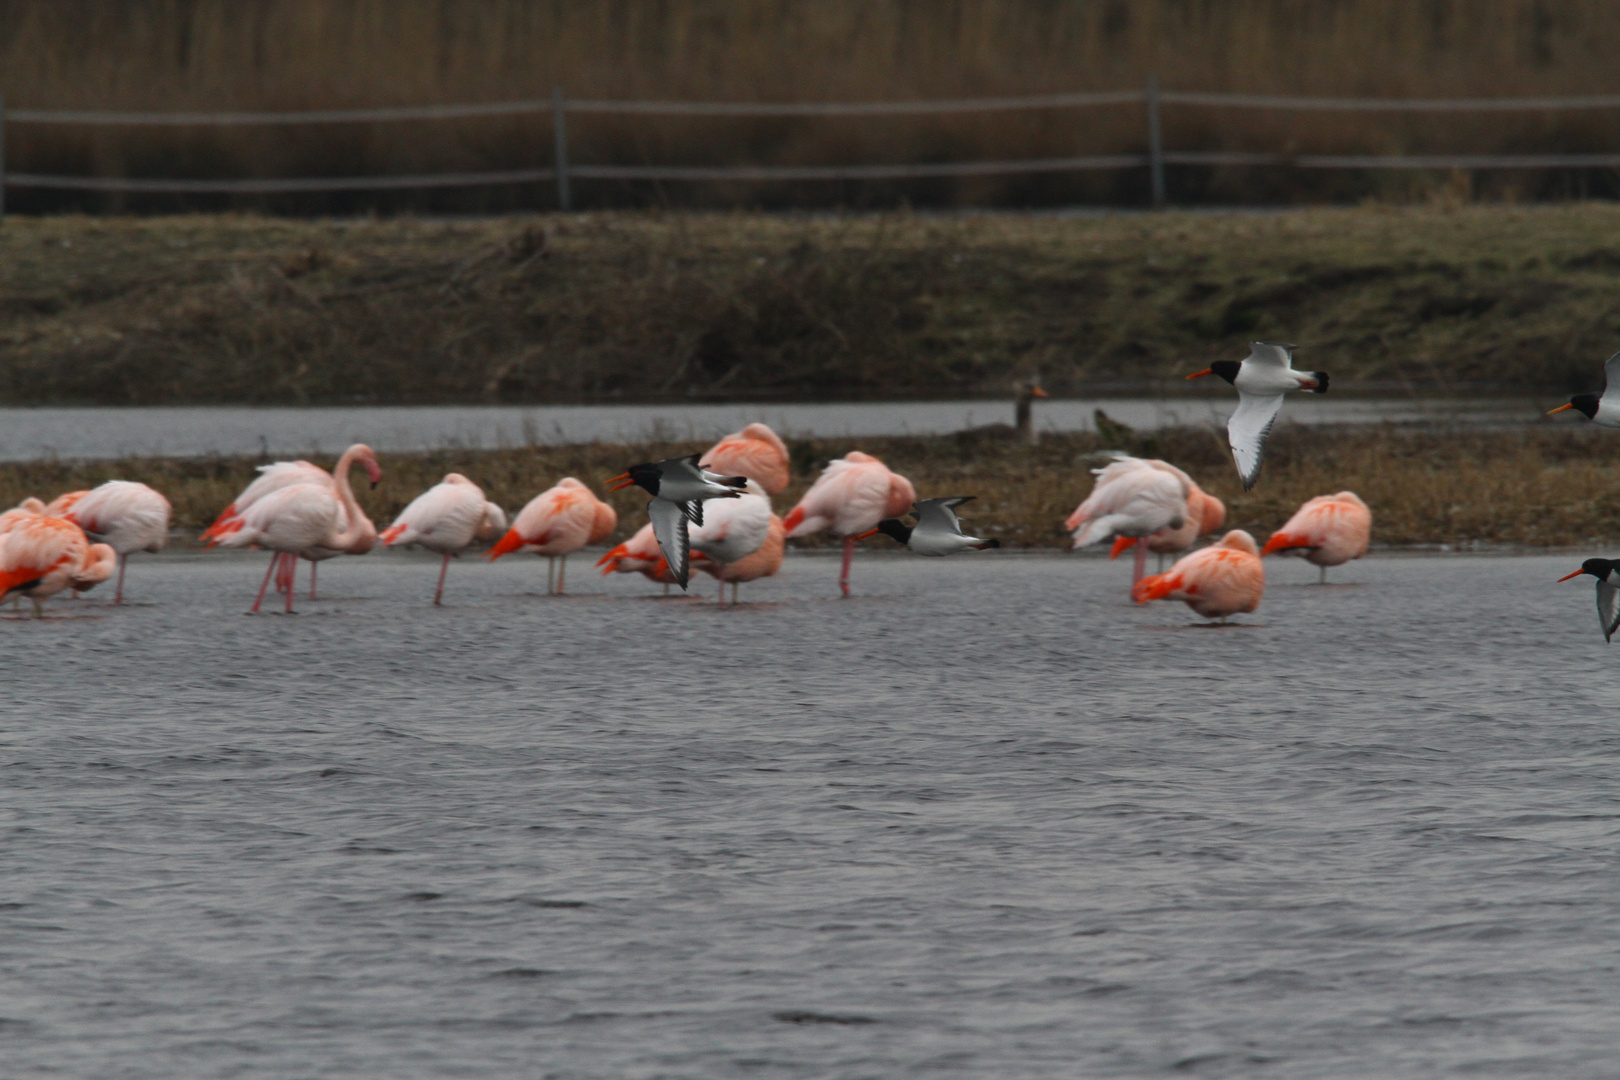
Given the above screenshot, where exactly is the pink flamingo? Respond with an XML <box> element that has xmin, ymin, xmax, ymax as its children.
<box><xmin>488</xmin><ymin>477</ymin><xmax>617</xmax><ymax>594</ymax></box>
<box><xmin>0</xmin><ymin>515</ymin><xmax>117</xmax><ymax>617</ymax></box>
<box><xmin>1109</xmin><ymin>475</ymin><xmax>1227</xmax><ymax>572</ymax></box>
<box><xmin>1067</xmin><ymin>455</ymin><xmax>1190</xmax><ymax>586</ymax></box>
<box><xmin>597</xmin><ymin>523</ymin><xmax>683</xmax><ymax>591</ymax></box>
<box><xmin>0</xmin><ymin>498</ymin><xmax>46</xmax><ymax>536</ymax></box>
<box><xmin>690</xmin><ymin>480</ymin><xmax>778</xmax><ymax>603</ymax></box>
<box><xmin>700</xmin><ymin>423</ymin><xmax>791</xmax><ymax>495</ymax></box>
<box><xmin>207</xmin><ymin>446</ymin><xmax>380</xmax><ymax>614</ymax></box>
<box><xmin>1261</xmin><ymin>492</ymin><xmax>1372</xmax><ymax>583</ymax></box>
<box><xmin>50</xmin><ymin>481</ymin><xmax>172</xmax><ymax>603</ymax></box>
<box><xmin>699</xmin><ymin>514</ymin><xmax>785</xmax><ymax>604</ymax></box>
<box><xmin>380</xmin><ymin>473</ymin><xmax>506</xmax><ymax>605</ymax></box>
<box><xmin>202</xmin><ymin>446</ymin><xmax>382</xmax><ymax>600</ymax></box>
<box><xmin>1132</xmin><ymin>529</ymin><xmax>1265</xmax><ymax>624</ymax></box>
<box><xmin>783</xmin><ymin>451</ymin><xmax>915</xmax><ymax>597</ymax></box>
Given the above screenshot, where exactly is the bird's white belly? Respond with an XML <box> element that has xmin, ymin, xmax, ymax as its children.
<box><xmin>1233</xmin><ymin>368</ymin><xmax>1303</xmax><ymax>396</ymax></box>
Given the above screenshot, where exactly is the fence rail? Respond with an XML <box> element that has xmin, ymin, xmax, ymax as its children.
<box><xmin>6</xmin><ymin>80</ymin><xmax>1620</xmax><ymax>213</ymax></box>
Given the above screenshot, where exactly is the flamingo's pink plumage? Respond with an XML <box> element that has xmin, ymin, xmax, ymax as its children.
<box><xmin>1132</xmin><ymin>530</ymin><xmax>1265</xmax><ymax>621</ymax></box>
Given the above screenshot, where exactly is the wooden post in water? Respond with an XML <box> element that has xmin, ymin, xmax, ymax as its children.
<box><xmin>552</xmin><ymin>85</ymin><xmax>571</xmax><ymax>212</ymax></box>
<box><xmin>1146</xmin><ymin>75</ymin><xmax>1165</xmax><ymax>209</ymax></box>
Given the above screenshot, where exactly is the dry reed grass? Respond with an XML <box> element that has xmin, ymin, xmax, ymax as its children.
<box><xmin>6</xmin><ymin>207</ymin><xmax>1620</xmax><ymax>402</ymax></box>
<box><xmin>5</xmin><ymin>0</ymin><xmax>1620</xmax><ymax>210</ymax></box>
<box><xmin>5</xmin><ymin>425</ymin><xmax>1620</xmax><ymax>551</ymax></box>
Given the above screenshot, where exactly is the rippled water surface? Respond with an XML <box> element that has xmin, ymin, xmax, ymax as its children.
<box><xmin>0</xmin><ymin>396</ymin><xmax>1550</xmax><ymax>461</ymax></box>
<box><xmin>5</xmin><ymin>551</ymin><xmax>1619</xmax><ymax>1078</ymax></box>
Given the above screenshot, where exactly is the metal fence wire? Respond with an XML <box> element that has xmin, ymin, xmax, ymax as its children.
<box><xmin>7</xmin><ymin>79</ymin><xmax>1620</xmax><ymax>213</ymax></box>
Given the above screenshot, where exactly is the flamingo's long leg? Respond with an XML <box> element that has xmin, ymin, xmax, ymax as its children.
<box><xmin>250</xmin><ymin>552</ymin><xmax>278</xmax><ymax>613</ymax></box>
<box><xmin>285</xmin><ymin>554</ymin><xmax>297</xmax><ymax>613</ymax></box>
<box><xmin>731</xmin><ymin>581</ymin><xmax>740</xmax><ymax>605</ymax></box>
<box><xmin>434</xmin><ymin>553</ymin><xmax>451</xmax><ymax>606</ymax></box>
<box><xmin>557</xmin><ymin>554</ymin><xmax>567</xmax><ymax>595</ymax></box>
<box><xmin>1319</xmin><ymin>565</ymin><xmax>1328</xmax><ymax>585</ymax></box>
<box><xmin>1132</xmin><ymin>543</ymin><xmax>1148</xmax><ymax>587</ymax></box>
<box><xmin>115</xmin><ymin>554</ymin><xmax>127</xmax><ymax>604</ymax></box>
<box><xmin>547</xmin><ymin>556</ymin><xmax>556</xmax><ymax>595</ymax></box>
<box><xmin>839</xmin><ymin>537</ymin><xmax>856</xmax><ymax>597</ymax></box>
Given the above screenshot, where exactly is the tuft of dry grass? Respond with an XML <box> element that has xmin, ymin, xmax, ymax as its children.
<box><xmin>6</xmin><ymin>425</ymin><xmax>1620</xmax><ymax>551</ymax></box>
<box><xmin>5</xmin><ymin>0</ymin><xmax>1620</xmax><ymax>210</ymax></box>
<box><xmin>7</xmin><ymin>207</ymin><xmax>1620</xmax><ymax>404</ymax></box>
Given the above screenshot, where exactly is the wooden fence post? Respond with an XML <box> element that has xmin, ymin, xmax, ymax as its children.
<box><xmin>1146</xmin><ymin>75</ymin><xmax>1165</xmax><ymax>208</ymax></box>
<box><xmin>552</xmin><ymin>85</ymin><xmax>571</xmax><ymax>212</ymax></box>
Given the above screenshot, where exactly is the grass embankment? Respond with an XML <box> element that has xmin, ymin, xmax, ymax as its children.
<box><xmin>6</xmin><ymin>0</ymin><xmax>1620</xmax><ymax>211</ymax></box>
<box><xmin>5</xmin><ymin>425</ymin><xmax>1620</xmax><ymax>550</ymax></box>
<box><xmin>7</xmin><ymin>207</ymin><xmax>1620</xmax><ymax>404</ymax></box>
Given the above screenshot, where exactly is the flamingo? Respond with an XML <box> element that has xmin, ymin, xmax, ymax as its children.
<box><xmin>0</xmin><ymin>515</ymin><xmax>117</xmax><ymax>617</ymax></box>
<box><xmin>699</xmin><ymin>515</ymin><xmax>785</xmax><ymax>604</ymax></box>
<box><xmin>488</xmin><ymin>477</ymin><xmax>616</xmax><ymax>594</ymax></box>
<box><xmin>597</xmin><ymin>523</ymin><xmax>683</xmax><ymax>591</ymax></box>
<box><xmin>0</xmin><ymin>498</ymin><xmax>46</xmax><ymax>535</ymax></box>
<box><xmin>380</xmin><ymin>473</ymin><xmax>506</xmax><ymax>605</ymax></box>
<box><xmin>689</xmin><ymin>480</ymin><xmax>775</xmax><ymax>602</ymax></box>
<box><xmin>1261</xmin><ymin>492</ymin><xmax>1372</xmax><ymax>583</ymax></box>
<box><xmin>50</xmin><ymin>481</ymin><xmax>171</xmax><ymax>603</ymax></box>
<box><xmin>1107</xmin><ymin>467</ymin><xmax>1226</xmax><ymax>572</ymax></box>
<box><xmin>203</xmin><ymin>446</ymin><xmax>382</xmax><ymax>600</ymax></box>
<box><xmin>700</xmin><ymin>423</ymin><xmax>791</xmax><ymax>495</ymax></box>
<box><xmin>1132</xmin><ymin>529</ymin><xmax>1265</xmax><ymax>624</ymax></box>
<box><xmin>207</xmin><ymin>446</ymin><xmax>379</xmax><ymax>614</ymax></box>
<box><xmin>1066</xmin><ymin>455</ymin><xmax>1189</xmax><ymax>586</ymax></box>
<box><xmin>783</xmin><ymin>451</ymin><xmax>915</xmax><ymax>597</ymax></box>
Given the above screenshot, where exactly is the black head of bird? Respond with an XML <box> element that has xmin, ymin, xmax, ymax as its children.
<box><xmin>1559</xmin><ymin>558</ymin><xmax>1620</xmax><ymax>583</ymax></box>
<box><xmin>857</xmin><ymin>518</ymin><xmax>914</xmax><ymax>545</ymax></box>
<box><xmin>1186</xmin><ymin>360</ymin><xmax>1242</xmax><ymax>385</ymax></box>
<box><xmin>1548</xmin><ymin>394</ymin><xmax>1601</xmax><ymax>420</ymax></box>
<box><xmin>606</xmin><ymin>462</ymin><xmax>665</xmax><ymax>495</ymax></box>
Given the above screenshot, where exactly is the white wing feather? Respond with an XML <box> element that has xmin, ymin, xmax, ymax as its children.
<box><xmin>1227</xmin><ymin>392</ymin><xmax>1284</xmax><ymax>490</ymax></box>
<box><xmin>1599</xmin><ymin>580</ymin><xmax>1620</xmax><ymax>642</ymax></box>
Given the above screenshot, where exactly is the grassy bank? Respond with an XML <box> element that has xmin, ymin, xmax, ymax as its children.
<box><xmin>6</xmin><ymin>424</ymin><xmax>1620</xmax><ymax>550</ymax></box>
<box><xmin>6</xmin><ymin>0</ymin><xmax>1620</xmax><ymax>211</ymax></box>
<box><xmin>7</xmin><ymin>207</ymin><xmax>1620</xmax><ymax>405</ymax></box>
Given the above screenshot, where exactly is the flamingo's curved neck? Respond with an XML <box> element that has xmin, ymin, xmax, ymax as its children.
<box><xmin>324</xmin><ymin>445</ymin><xmax>373</xmax><ymax>551</ymax></box>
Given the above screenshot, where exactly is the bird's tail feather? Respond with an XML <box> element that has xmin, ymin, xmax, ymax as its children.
<box><xmin>487</xmin><ymin>528</ymin><xmax>528</xmax><ymax>562</ymax></box>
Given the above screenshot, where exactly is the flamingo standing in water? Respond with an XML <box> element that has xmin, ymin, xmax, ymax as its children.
<box><xmin>689</xmin><ymin>480</ymin><xmax>777</xmax><ymax>603</ymax></box>
<box><xmin>699</xmin><ymin>516</ymin><xmax>785</xmax><ymax>604</ymax></box>
<box><xmin>1108</xmin><ymin>469</ymin><xmax>1226</xmax><ymax>572</ymax></box>
<box><xmin>1067</xmin><ymin>455</ymin><xmax>1189</xmax><ymax>586</ymax></box>
<box><xmin>1132</xmin><ymin>530</ymin><xmax>1265</xmax><ymax>624</ymax></box>
<box><xmin>202</xmin><ymin>445</ymin><xmax>382</xmax><ymax>599</ymax></box>
<box><xmin>700</xmin><ymin>423</ymin><xmax>791</xmax><ymax>495</ymax></box>
<box><xmin>489</xmin><ymin>477</ymin><xmax>616</xmax><ymax>594</ymax></box>
<box><xmin>381</xmin><ymin>474</ymin><xmax>507</xmax><ymax>604</ymax></box>
<box><xmin>783</xmin><ymin>451</ymin><xmax>915</xmax><ymax>597</ymax></box>
<box><xmin>207</xmin><ymin>446</ymin><xmax>380</xmax><ymax>613</ymax></box>
<box><xmin>0</xmin><ymin>515</ymin><xmax>117</xmax><ymax>617</ymax></box>
<box><xmin>48</xmin><ymin>481</ymin><xmax>171</xmax><ymax>603</ymax></box>
<box><xmin>1261</xmin><ymin>492</ymin><xmax>1372</xmax><ymax>583</ymax></box>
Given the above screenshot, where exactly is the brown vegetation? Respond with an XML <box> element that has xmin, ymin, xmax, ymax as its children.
<box><xmin>4</xmin><ymin>0</ymin><xmax>1620</xmax><ymax>210</ymax></box>
<box><xmin>5</xmin><ymin>208</ymin><xmax>1620</xmax><ymax>403</ymax></box>
<box><xmin>5</xmin><ymin>424</ymin><xmax>1620</xmax><ymax>551</ymax></box>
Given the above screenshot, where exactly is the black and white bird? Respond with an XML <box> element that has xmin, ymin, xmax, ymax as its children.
<box><xmin>608</xmin><ymin>455</ymin><xmax>746</xmax><ymax>589</ymax></box>
<box><xmin>1187</xmin><ymin>341</ymin><xmax>1329</xmax><ymax>490</ymax></box>
<box><xmin>1548</xmin><ymin>352</ymin><xmax>1620</xmax><ymax>427</ymax></box>
<box><xmin>1558</xmin><ymin>558</ymin><xmax>1620</xmax><ymax>642</ymax></box>
<box><xmin>857</xmin><ymin>497</ymin><xmax>1001</xmax><ymax>557</ymax></box>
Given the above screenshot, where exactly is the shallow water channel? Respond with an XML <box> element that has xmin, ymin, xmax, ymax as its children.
<box><xmin>0</xmin><ymin>396</ymin><xmax>1553</xmax><ymax>461</ymax></box>
<box><xmin>3</xmin><ymin>550</ymin><xmax>1617</xmax><ymax>1077</ymax></box>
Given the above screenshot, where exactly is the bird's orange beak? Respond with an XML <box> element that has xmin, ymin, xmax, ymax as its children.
<box><xmin>855</xmin><ymin>528</ymin><xmax>879</xmax><ymax>540</ymax></box>
<box><xmin>1032</xmin><ymin>386</ymin><xmax>1049</xmax><ymax>398</ymax></box>
<box><xmin>606</xmin><ymin>473</ymin><xmax>635</xmax><ymax>492</ymax></box>
<box><xmin>1558</xmin><ymin>568</ymin><xmax>1587</xmax><ymax>582</ymax></box>
<box><xmin>1547</xmin><ymin>403</ymin><xmax>1576</xmax><ymax>415</ymax></box>
<box><xmin>1186</xmin><ymin>368</ymin><xmax>1213</xmax><ymax>380</ymax></box>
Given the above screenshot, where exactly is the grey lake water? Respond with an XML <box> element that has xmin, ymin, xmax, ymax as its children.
<box><xmin>0</xmin><ymin>396</ymin><xmax>1557</xmax><ymax>462</ymax></box>
<box><xmin>4</xmin><ymin>550</ymin><xmax>1619</xmax><ymax>1078</ymax></box>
